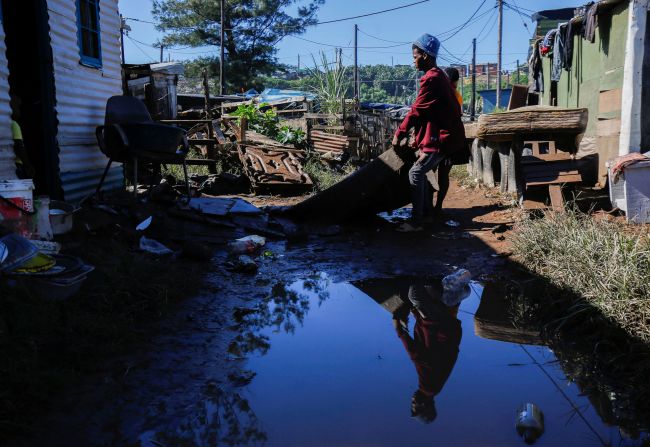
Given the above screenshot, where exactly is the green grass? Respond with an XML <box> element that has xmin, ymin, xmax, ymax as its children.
<box><xmin>303</xmin><ymin>155</ymin><xmax>354</xmax><ymax>192</ymax></box>
<box><xmin>511</xmin><ymin>209</ymin><xmax>650</xmax><ymax>341</ymax></box>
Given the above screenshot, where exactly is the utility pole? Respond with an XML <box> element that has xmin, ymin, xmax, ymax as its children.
<box><xmin>496</xmin><ymin>0</ymin><xmax>503</xmax><ymax>108</ymax></box>
<box><xmin>516</xmin><ymin>59</ymin><xmax>520</xmax><ymax>84</ymax></box>
<box><xmin>471</xmin><ymin>38</ymin><xmax>476</xmax><ymax>121</ymax></box>
<box><xmin>487</xmin><ymin>67</ymin><xmax>490</xmax><ymax>90</ymax></box>
<box><xmin>220</xmin><ymin>0</ymin><xmax>226</xmax><ymax>94</ymax></box>
<box><xmin>298</xmin><ymin>54</ymin><xmax>300</xmax><ymax>70</ymax></box>
<box><xmin>119</xmin><ymin>15</ymin><xmax>130</xmax><ymax>94</ymax></box>
<box><xmin>354</xmin><ymin>24</ymin><xmax>359</xmax><ymax>103</ymax></box>
<box><xmin>391</xmin><ymin>56</ymin><xmax>394</xmax><ymax>67</ymax></box>
<box><xmin>160</xmin><ymin>44</ymin><xmax>164</xmax><ymax>63</ymax></box>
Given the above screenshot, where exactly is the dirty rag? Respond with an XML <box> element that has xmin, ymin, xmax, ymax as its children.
<box><xmin>583</xmin><ymin>2</ymin><xmax>598</xmax><ymax>43</ymax></box>
<box><xmin>611</xmin><ymin>152</ymin><xmax>650</xmax><ymax>182</ymax></box>
<box><xmin>551</xmin><ymin>24</ymin><xmax>567</xmax><ymax>82</ymax></box>
<box><xmin>528</xmin><ymin>40</ymin><xmax>544</xmax><ymax>93</ymax></box>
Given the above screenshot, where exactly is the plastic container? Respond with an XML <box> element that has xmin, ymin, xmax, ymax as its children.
<box><xmin>227</xmin><ymin>235</ymin><xmax>266</xmax><ymax>255</ymax></box>
<box><xmin>516</xmin><ymin>403</ymin><xmax>544</xmax><ymax>444</ymax></box>
<box><xmin>34</xmin><ymin>197</ymin><xmax>54</xmax><ymax>241</ymax></box>
<box><xmin>442</xmin><ymin>269</ymin><xmax>472</xmax><ymax>292</ymax></box>
<box><xmin>0</xmin><ymin>179</ymin><xmax>35</xmax><ymax>237</ymax></box>
<box><xmin>49</xmin><ymin>200</ymin><xmax>76</xmax><ymax>235</ymax></box>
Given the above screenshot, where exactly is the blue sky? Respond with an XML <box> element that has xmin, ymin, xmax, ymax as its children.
<box><xmin>119</xmin><ymin>0</ymin><xmax>578</xmax><ymax>71</ymax></box>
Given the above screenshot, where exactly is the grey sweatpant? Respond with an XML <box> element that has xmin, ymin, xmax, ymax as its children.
<box><xmin>408</xmin><ymin>152</ymin><xmax>445</xmax><ymax>223</ymax></box>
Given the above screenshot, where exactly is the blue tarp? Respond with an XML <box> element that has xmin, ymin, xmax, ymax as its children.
<box><xmin>478</xmin><ymin>89</ymin><xmax>512</xmax><ymax>114</ymax></box>
<box><xmin>259</xmin><ymin>88</ymin><xmax>316</xmax><ymax>102</ymax></box>
<box><xmin>360</xmin><ymin>102</ymin><xmax>406</xmax><ymax>110</ymax></box>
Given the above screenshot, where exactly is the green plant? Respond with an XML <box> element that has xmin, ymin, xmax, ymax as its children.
<box><xmin>512</xmin><ymin>208</ymin><xmax>650</xmax><ymax>341</ymax></box>
<box><xmin>277</xmin><ymin>126</ymin><xmax>306</xmax><ymax>147</ymax></box>
<box><xmin>308</xmin><ymin>51</ymin><xmax>350</xmax><ymax>114</ymax></box>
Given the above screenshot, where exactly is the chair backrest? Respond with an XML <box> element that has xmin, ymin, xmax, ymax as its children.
<box><xmin>105</xmin><ymin>96</ymin><xmax>152</xmax><ymax>126</ymax></box>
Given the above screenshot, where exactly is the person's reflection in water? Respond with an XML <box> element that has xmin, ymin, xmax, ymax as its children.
<box><xmin>392</xmin><ymin>282</ymin><xmax>462</xmax><ymax>424</ymax></box>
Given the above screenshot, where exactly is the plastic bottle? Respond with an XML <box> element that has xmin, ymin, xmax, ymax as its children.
<box><xmin>441</xmin><ymin>269</ymin><xmax>472</xmax><ymax>292</ymax></box>
<box><xmin>227</xmin><ymin>235</ymin><xmax>265</xmax><ymax>255</ymax></box>
<box><xmin>33</xmin><ymin>196</ymin><xmax>53</xmax><ymax>241</ymax></box>
<box><xmin>516</xmin><ymin>403</ymin><xmax>544</xmax><ymax>444</ymax></box>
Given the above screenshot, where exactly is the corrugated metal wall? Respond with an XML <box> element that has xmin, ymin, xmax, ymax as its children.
<box><xmin>0</xmin><ymin>16</ymin><xmax>16</xmax><ymax>180</ymax></box>
<box><xmin>47</xmin><ymin>0</ymin><xmax>123</xmax><ymax>200</ymax></box>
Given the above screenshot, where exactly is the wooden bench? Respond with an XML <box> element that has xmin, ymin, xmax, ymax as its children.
<box><xmin>521</xmin><ymin>141</ymin><xmax>582</xmax><ymax>211</ymax></box>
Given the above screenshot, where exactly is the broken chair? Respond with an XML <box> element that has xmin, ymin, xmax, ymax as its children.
<box><xmin>95</xmin><ymin>95</ymin><xmax>190</xmax><ymax>198</ymax></box>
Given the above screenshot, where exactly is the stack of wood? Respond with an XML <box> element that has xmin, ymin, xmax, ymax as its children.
<box><xmin>310</xmin><ymin>131</ymin><xmax>350</xmax><ymax>155</ymax></box>
<box><xmin>477</xmin><ymin>106</ymin><xmax>588</xmax><ymax>141</ymax></box>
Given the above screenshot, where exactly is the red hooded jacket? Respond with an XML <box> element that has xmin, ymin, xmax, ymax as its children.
<box><xmin>395</xmin><ymin>66</ymin><xmax>465</xmax><ymax>155</ymax></box>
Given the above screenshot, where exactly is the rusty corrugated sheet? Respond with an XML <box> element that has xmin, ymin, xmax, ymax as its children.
<box><xmin>47</xmin><ymin>0</ymin><xmax>123</xmax><ymax>198</ymax></box>
<box><xmin>238</xmin><ymin>145</ymin><xmax>313</xmax><ymax>194</ymax></box>
<box><xmin>0</xmin><ymin>19</ymin><xmax>16</xmax><ymax>180</ymax></box>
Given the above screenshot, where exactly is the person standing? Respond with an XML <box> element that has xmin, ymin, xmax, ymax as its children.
<box><xmin>392</xmin><ymin>34</ymin><xmax>465</xmax><ymax>232</ymax></box>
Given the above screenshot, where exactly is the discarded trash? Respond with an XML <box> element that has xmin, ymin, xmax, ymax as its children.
<box><xmin>491</xmin><ymin>223</ymin><xmax>511</xmax><ymax>234</ymax></box>
<box><xmin>0</xmin><ymin>241</ymin><xmax>8</xmax><ymax>264</ymax></box>
<box><xmin>516</xmin><ymin>403</ymin><xmax>544</xmax><ymax>444</ymax></box>
<box><xmin>188</xmin><ymin>197</ymin><xmax>262</xmax><ymax>217</ymax></box>
<box><xmin>139</xmin><ymin>236</ymin><xmax>174</xmax><ymax>255</ymax></box>
<box><xmin>34</xmin><ymin>197</ymin><xmax>54</xmax><ymax>241</ymax></box>
<box><xmin>442</xmin><ymin>269</ymin><xmax>472</xmax><ymax>292</ymax></box>
<box><xmin>441</xmin><ymin>269</ymin><xmax>472</xmax><ymax>307</ymax></box>
<box><xmin>491</xmin><ymin>252</ymin><xmax>513</xmax><ymax>258</ymax></box>
<box><xmin>136</xmin><ymin>216</ymin><xmax>153</xmax><ymax>231</ymax></box>
<box><xmin>30</xmin><ymin>240</ymin><xmax>62</xmax><ymax>255</ymax></box>
<box><xmin>225</xmin><ymin>255</ymin><xmax>258</xmax><ymax>273</ymax></box>
<box><xmin>0</xmin><ymin>234</ymin><xmax>38</xmax><ymax>272</ymax></box>
<box><xmin>228</xmin><ymin>235</ymin><xmax>266</xmax><ymax>255</ymax></box>
<box><xmin>445</xmin><ymin>220</ymin><xmax>460</xmax><ymax>228</ymax></box>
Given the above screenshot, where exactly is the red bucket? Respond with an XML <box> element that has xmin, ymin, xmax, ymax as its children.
<box><xmin>0</xmin><ymin>179</ymin><xmax>35</xmax><ymax>237</ymax></box>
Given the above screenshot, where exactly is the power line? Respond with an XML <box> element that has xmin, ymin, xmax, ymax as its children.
<box><xmin>307</xmin><ymin>0</ymin><xmax>431</xmax><ymax>26</ymax></box>
<box><xmin>126</xmin><ymin>35</ymin><xmax>156</xmax><ymax>61</ymax></box>
<box><xmin>357</xmin><ymin>28</ymin><xmax>409</xmax><ymax>45</ymax></box>
<box><xmin>440</xmin><ymin>0</ymin><xmax>488</xmax><ymax>42</ymax></box>
<box><xmin>289</xmin><ymin>34</ymin><xmax>408</xmax><ymax>49</ymax></box>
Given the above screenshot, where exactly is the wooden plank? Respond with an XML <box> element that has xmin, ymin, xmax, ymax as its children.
<box><xmin>596</xmin><ymin>118</ymin><xmax>622</xmax><ymax>137</ymax></box>
<box><xmin>312</xmin><ymin>125</ymin><xmax>345</xmax><ymax>131</ymax></box>
<box><xmin>304</xmin><ymin>113</ymin><xmax>343</xmax><ymax>119</ymax></box>
<box><xmin>598</xmin><ymin>88</ymin><xmax>622</xmax><ymax>114</ymax></box>
<box><xmin>507</xmin><ymin>85</ymin><xmax>529</xmax><ymax>110</ymax></box>
<box><xmin>526</xmin><ymin>173</ymin><xmax>582</xmax><ymax>186</ymax></box>
<box><xmin>548</xmin><ymin>185</ymin><xmax>564</xmax><ymax>211</ymax></box>
<box><xmin>522</xmin><ymin>153</ymin><xmax>573</xmax><ymax>163</ymax></box>
<box><xmin>274</xmin><ymin>108</ymin><xmax>308</xmax><ymax>114</ymax></box>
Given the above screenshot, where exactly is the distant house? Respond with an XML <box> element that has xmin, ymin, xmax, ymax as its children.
<box><xmin>0</xmin><ymin>0</ymin><xmax>123</xmax><ymax>201</ymax></box>
<box><xmin>531</xmin><ymin>0</ymin><xmax>649</xmax><ymax>186</ymax></box>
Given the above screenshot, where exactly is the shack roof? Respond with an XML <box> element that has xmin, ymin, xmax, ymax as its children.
<box><xmin>531</xmin><ymin>8</ymin><xmax>576</xmax><ymax>23</ymax></box>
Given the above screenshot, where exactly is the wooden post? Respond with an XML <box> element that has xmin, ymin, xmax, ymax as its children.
<box><xmin>202</xmin><ymin>69</ymin><xmax>210</xmax><ymax>118</ymax></box>
<box><xmin>239</xmin><ymin>117</ymin><xmax>248</xmax><ymax>142</ymax></box>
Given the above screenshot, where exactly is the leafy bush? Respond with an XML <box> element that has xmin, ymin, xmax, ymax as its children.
<box><xmin>231</xmin><ymin>103</ymin><xmax>305</xmax><ymax>147</ymax></box>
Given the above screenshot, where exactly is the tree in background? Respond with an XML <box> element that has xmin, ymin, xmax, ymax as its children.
<box><xmin>153</xmin><ymin>0</ymin><xmax>324</xmax><ymax>92</ymax></box>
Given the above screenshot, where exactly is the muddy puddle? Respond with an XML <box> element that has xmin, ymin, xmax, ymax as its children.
<box><xmin>214</xmin><ymin>274</ymin><xmax>648</xmax><ymax>447</ymax></box>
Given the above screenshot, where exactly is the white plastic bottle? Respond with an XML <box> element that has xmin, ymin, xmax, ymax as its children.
<box><xmin>516</xmin><ymin>403</ymin><xmax>544</xmax><ymax>444</ymax></box>
<box><xmin>33</xmin><ymin>196</ymin><xmax>53</xmax><ymax>241</ymax></box>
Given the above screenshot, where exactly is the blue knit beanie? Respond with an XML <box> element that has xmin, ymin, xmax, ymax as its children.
<box><xmin>413</xmin><ymin>33</ymin><xmax>440</xmax><ymax>58</ymax></box>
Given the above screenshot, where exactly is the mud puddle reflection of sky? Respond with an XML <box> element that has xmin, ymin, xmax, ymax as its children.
<box><xmin>234</xmin><ymin>274</ymin><xmax>643</xmax><ymax>447</ymax></box>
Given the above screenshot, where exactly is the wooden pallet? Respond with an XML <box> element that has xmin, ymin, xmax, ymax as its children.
<box><xmin>521</xmin><ymin>145</ymin><xmax>582</xmax><ymax>211</ymax></box>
